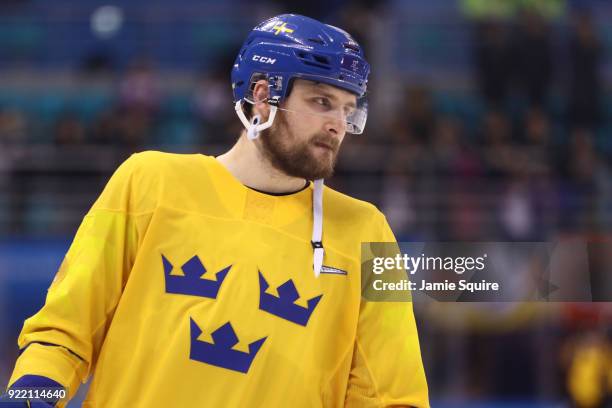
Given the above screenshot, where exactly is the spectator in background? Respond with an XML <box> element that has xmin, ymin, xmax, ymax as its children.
<box><xmin>118</xmin><ymin>58</ymin><xmax>160</xmax><ymax>115</ymax></box>
<box><xmin>380</xmin><ymin>152</ymin><xmax>416</xmax><ymax>237</ymax></box>
<box><xmin>558</xmin><ymin>128</ymin><xmax>599</xmax><ymax>231</ymax></box>
<box><xmin>0</xmin><ymin>108</ymin><xmax>29</xmax><ymax>234</ymax></box>
<box><xmin>53</xmin><ymin>113</ymin><xmax>85</xmax><ymax>146</ymax></box>
<box><xmin>497</xmin><ymin>159</ymin><xmax>539</xmax><ymax>240</ymax></box>
<box><xmin>564</xmin><ymin>330</ymin><xmax>611</xmax><ymax>408</ymax></box>
<box><xmin>431</xmin><ymin>117</ymin><xmax>474</xmax><ymax>177</ymax></box>
<box><xmin>523</xmin><ymin>106</ymin><xmax>551</xmax><ymax>145</ymax></box>
<box><xmin>431</xmin><ymin>117</ymin><xmax>482</xmax><ymax>239</ymax></box>
<box><xmin>394</xmin><ymin>85</ymin><xmax>436</xmax><ymax>146</ymax></box>
<box><xmin>480</xmin><ymin>109</ymin><xmax>532</xmax><ymax>239</ymax></box>
<box><xmin>115</xmin><ymin>109</ymin><xmax>151</xmax><ymax>151</ymax></box>
<box><xmin>90</xmin><ymin>110</ymin><xmax>122</xmax><ymax>146</ymax></box>
<box><xmin>517</xmin><ymin>107</ymin><xmax>558</xmax><ymax>238</ymax></box>
<box><xmin>192</xmin><ymin>65</ymin><xmax>235</xmax><ymax>145</ymax></box>
<box><xmin>0</xmin><ymin>109</ymin><xmax>27</xmax><ymax>147</ymax></box>
<box><xmin>522</xmin><ymin>106</ymin><xmax>555</xmax><ymax>176</ymax></box>
<box><xmin>90</xmin><ymin>107</ymin><xmax>152</xmax><ymax>152</ymax></box>
<box><xmin>567</xmin><ymin>10</ymin><xmax>603</xmax><ymax>131</ymax></box>
<box><xmin>480</xmin><ymin>109</ymin><xmax>514</xmax><ymax>179</ymax></box>
<box><xmin>117</xmin><ymin>58</ymin><xmax>160</xmax><ymax>151</ymax></box>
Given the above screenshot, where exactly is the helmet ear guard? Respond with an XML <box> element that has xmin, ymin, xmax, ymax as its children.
<box><xmin>235</xmin><ymin>74</ymin><xmax>282</xmax><ymax>140</ymax></box>
<box><xmin>234</xmin><ymin>100</ymin><xmax>278</xmax><ymax>140</ymax></box>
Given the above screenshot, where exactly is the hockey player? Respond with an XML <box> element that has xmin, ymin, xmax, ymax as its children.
<box><xmin>3</xmin><ymin>14</ymin><xmax>429</xmax><ymax>407</ymax></box>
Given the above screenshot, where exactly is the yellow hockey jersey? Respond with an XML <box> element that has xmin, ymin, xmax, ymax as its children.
<box><xmin>9</xmin><ymin>151</ymin><xmax>429</xmax><ymax>407</ymax></box>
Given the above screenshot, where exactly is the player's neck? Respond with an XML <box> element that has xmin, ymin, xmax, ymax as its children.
<box><xmin>216</xmin><ymin>134</ymin><xmax>308</xmax><ymax>194</ymax></box>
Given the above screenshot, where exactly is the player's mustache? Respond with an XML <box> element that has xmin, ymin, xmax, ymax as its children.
<box><xmin>310</xmin><ymin>134</ymin><xmax>339</xmax><ymax>152</ymax></box>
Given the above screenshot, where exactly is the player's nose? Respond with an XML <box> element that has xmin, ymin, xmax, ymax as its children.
<box><xmin>324</xmin><ymin>114</ymin><xmax>347</xmax><ymax>139</ymax></box>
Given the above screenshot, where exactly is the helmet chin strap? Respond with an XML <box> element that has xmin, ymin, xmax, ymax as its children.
<box><xmin>234</xmin><ymin>100</ymin><xmax>277</xmax><ymax>140</ymax></box>
<box><xmin>312</xmin><ymin>179</ymin><xmax>324</xmax><ymax>278</ymax></box>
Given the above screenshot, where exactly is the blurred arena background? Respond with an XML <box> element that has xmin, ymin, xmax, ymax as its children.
<box><xmin>0</xmin><ymin>0</ymin><xmax>611</xmax><ymax>406</ymax></box>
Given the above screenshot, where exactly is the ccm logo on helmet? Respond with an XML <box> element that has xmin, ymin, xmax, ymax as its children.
<box><xmin>252</xmin><ymin>55</ymin><xmax>276</xmax><ymax>64</ymax></box>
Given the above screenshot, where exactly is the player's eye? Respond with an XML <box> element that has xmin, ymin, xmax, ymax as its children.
<box><xmin>311</xmin><ymin>96</ymin><xmax>332</xmax><ymax>110</ymax></box>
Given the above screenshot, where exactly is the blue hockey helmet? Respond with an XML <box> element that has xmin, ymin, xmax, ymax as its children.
<box><xmin>231</xmin><ymin>14</ymin><xmax>370</xmax><ymax>136</ymax></box>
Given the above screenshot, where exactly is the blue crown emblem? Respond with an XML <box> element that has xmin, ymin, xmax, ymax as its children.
<box><xmin>189</xmin><ymin>318</ymin><xmax>267</xmax><ymax>373</ymax></box>
<box><xmin>162</xmin><ymin>255</ymin><xmax>230</xmax><ymax>299</ymax></box>
<box><xmin>258</xmin><ymin>271</ymin><xmax>322</xmax><ymax>326</ymax></box>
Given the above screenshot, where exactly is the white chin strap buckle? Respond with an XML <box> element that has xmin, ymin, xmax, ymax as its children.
<box><xmin>312</xmin><ymin>240</ymin><xmax>324</xmax><ymax>278</ymax></box>
<box><xmin>234</xmin><ymin>100</ymin><xmax>277</xmax><ymax>140</ymax></box>
<box><xmin>247</xmin><ymin>115</ymin><xmax>261</xmax><ymax>140</ymax></box>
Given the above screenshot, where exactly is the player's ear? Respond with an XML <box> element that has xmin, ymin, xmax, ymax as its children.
<box><xmin>252</xmin><ymin>79</ymin><xmax>270</xmax><ymax>120</ymax></box>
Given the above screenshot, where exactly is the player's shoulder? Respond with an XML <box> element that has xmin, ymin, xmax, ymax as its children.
<box><xmin>118</xmin><ymin>150</ymin><xmax>217</xmax><ymax>183</ymax></box>
<box><xmin>99</xmin><ymin>150</ymin><xmax>215</xmax><ymax>212</ymax></box>
<box><xmin>322</xmin><ymin>184</ymin><xmax>384</xmax><ymax>224</ymax></box>
<box><xmin>127</xmin><ymin>150</ymin><xmax>209</xmax><ymax>171</ymax></box>
<box><xmin>320</xmin><ymin>185</ymin><xmax>391</xmax><ymax>249</ymax></box>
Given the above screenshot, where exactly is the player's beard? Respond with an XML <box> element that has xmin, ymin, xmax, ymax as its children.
<box><xmin>258</xmin><ymin>112</ymin><xmax>339</xmax><ymax>180</ymax></box>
